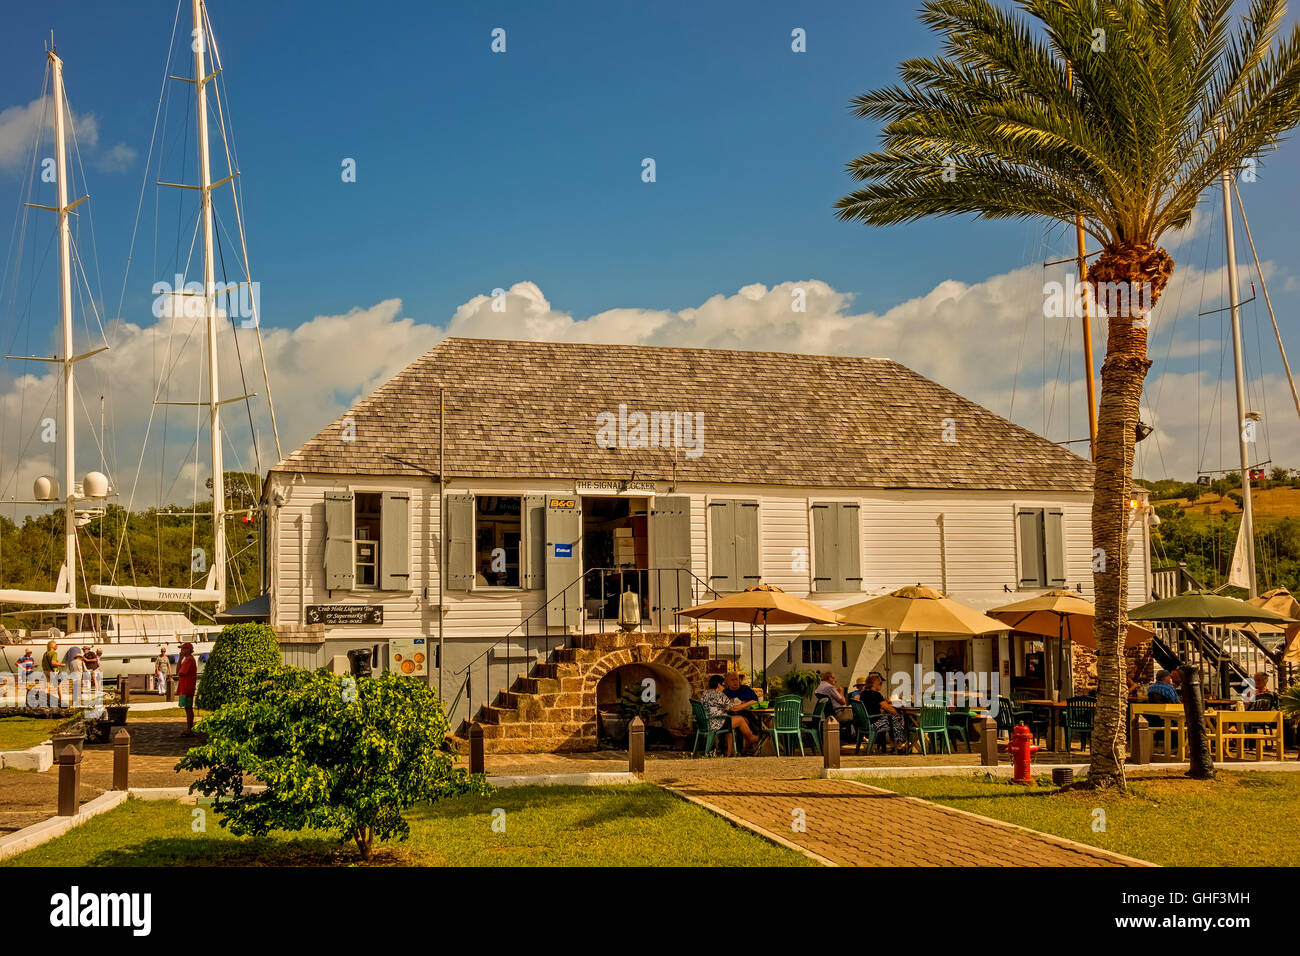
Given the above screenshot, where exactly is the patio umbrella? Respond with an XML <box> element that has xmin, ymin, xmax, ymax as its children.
<box><xmin>1128</xmin><ymin>590</ymin><xmax>1297</xmax><ymax>626</ymax></box>
<box><xmin>1243</xmin><ymin>588</ymin><xmax>1300</xmax><ymax>664</ymax></box>
<box><xmin>989</xmin><ymin>589</ymin><xmax>1154</xmax><ymax>650</ymax></box>
<box><xmin>838</xmin><ymin>585</ymin><xmax>1008</xmax><ymax>702</ymax></box>
<box><xmin>676</xmin><ymin>584</ymin><xmax>840</xmax><ymax>692</ymax></box>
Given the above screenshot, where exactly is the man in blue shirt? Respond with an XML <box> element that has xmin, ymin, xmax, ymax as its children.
<box><xmin>1146</xmin><ymin>670</ymin><xmax>1181</xmax><ymax>704</ymax></box>
<box><xmin>723</xmin><ymin>671</ymin><xmax>761</xmax><ymax>737</ymax></box>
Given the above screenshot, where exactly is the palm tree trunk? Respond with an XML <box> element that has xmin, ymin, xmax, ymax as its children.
<box><xmin>1086</xmin><ymin>243</ymin><xmax>1173</xmax><ymax>792</ymax></box>
<box><xmin>1179</xmin><ymin>663</ymin><xmax>1215</xmax><ymax>778</ymax></box>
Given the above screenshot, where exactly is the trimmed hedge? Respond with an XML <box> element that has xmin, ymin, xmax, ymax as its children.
<box><xmin>195</xmin><ymin>623</ymin><xmax>282</xmax><ymax>711</ymax></box>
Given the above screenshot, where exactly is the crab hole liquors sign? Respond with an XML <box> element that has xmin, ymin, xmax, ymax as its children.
<box><xmin>305</xmin><ymin>604</ymin><xmax>383</xmax><ymax>625</ymax></box>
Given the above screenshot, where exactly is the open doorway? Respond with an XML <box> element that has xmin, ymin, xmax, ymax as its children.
<box><xmin>581</xmin><ymin>496</ymin><xmax>649</xmax><ymax>620</ymax></box>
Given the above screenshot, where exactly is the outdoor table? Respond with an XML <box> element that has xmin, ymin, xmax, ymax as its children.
<box><xmin>746</xmin><ymin>707</ymin><xmax>776</xmax><ymax>756</ymax></box>
<box><xmin>1019</xmin><ymin>699</ymin><xmax>1068</xmax><ymax>752</ymax></box>
<box><xmin>1206</xmin><ymin>710</ymin><xmax>1284</xmax><ymax>761</ymax></box>
<box><xmin>1130</xmin><ymin>703</ymin><xmax>1187</xmax><ymax>759</ymax></box>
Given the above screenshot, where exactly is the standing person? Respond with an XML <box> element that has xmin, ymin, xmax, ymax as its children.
<box><xmin>82</xmin><ymin>647</ymin><xmax>101</xmax><ymax>694</ymax></box>
<box><xmin>154</xmin><ymin>646</ymin><xmax>172</xmax><ymax>696</ymax></box>
<box><xmin>41</xmin><ymin>640</ymin><xmax>64</xmax><ymax>706</ymax></box>
<box><xmin>176</xmin><ymin>642</ymin><xmax>198</xmax><ymax>737</ymax></box>
<box><xmin>15</xmin><ymin>650</ymin><xmax>35</xmax><ymax>684</ymax></box>
<box><xmin>68</xmin><ymin>649</ymin><xmax>86</xmax><ymax>699</ymax></box>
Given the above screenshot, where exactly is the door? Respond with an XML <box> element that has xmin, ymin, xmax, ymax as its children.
<box><xmin>544</xmin><ymin>496</ymin><xmax>583</xmax><ymax>629</ymax></box>
<box><xmin>649</xmin><ymin>495</ymin><xmax>692</xmax><ymax>631</ymax></box>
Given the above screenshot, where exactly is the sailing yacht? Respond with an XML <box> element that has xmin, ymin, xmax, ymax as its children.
<box><xmin>0</xmin><ymin>2</ymin><xmax>280</xmax><ymax>680</ymax></box>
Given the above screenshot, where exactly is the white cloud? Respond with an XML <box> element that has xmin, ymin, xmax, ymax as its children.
<box><xmin>4</xmin><ymin>267</ymin><xmax>1294</xmax><ymax>518</ymax></box>
<box><xmin>0</xmin><ymin>96</ymin><xmax>132</xmax><ymax>175</ymax></box>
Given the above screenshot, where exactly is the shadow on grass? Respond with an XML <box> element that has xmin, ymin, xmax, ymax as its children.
<box><xmin>79</xmin><ymin>834</ymin><xmax>403</xmax><ymax>867</ymax></box>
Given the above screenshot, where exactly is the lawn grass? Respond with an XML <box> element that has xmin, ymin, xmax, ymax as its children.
<box><xmin>872</xmin><ymin>770</ymin><xmax>1300</xmax><ymax>866</ymax></box>
<box><xmin>2</xmin><ymin>785</ymin><xmax>812</xmax><ymax>867</ymax></box>
<box><xmin>0</xmin><ymin>716</ymin><xmax>68</xmax><ymax>751</ymax></box>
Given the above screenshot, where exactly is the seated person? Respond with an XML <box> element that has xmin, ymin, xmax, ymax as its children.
<box><xmin>859</xmin><ymin>674</ymin><xmax>909</xmax><ymax>754</ymax></box>
<box><xmin>1144</xmin><ymin>669</ymin><xmax>1180</xmax><ymax>729</ymax></box>
<box><xmin>722</xmin><ymin>671</ymin><xmax>762</xmax><ymax>731</ymax></box>
<box><xmin>1146</xmin><ymin>669</ymin><xmax>1180</xmax><ymax>704</ymax></box>
<box><xmin>847</xmin><ymin>677</ymin><xmax>867</xmax><ymax>702</ymax></box>
<box><xmin>701</xmin><ymin>674</ymin><xmax>758</xmax><ymax>756</ymax></box>
<box><xmin>815</xmin><ymin>671</ymin><xmax>855</xmax><ymax>732</ymax></box>
<box><xmin>1246</xmin><ymin>671</ymin><xmax>1276</xmax><ymax>710</ymax></box>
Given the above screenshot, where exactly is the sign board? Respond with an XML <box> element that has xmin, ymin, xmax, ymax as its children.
<box><xmin>305</xmin><ymin>604</ymin><xmax>383</xmax><ymax>626</ymax></box>
<box><xmin>554</xmin><ymin>543</ymin><xmax>573</xmax><ymax>558</ymax></box>
<box><xmin>574</xmin><ymin>480</ymin><xmax>656</xmax><ymax>496</ymax></box>
<box><xmin>390</xmin><ymin>637</ymin><xmax>428</xmax><ymax>677</ymax></box>
<box><xmin>548</xmin><ymin>498</ymin><xmax>578</xmax><ymax>510</ymax></box>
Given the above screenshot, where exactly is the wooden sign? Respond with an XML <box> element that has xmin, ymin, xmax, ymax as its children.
<box><xmin>306</xmin><ymin>604</ymin><xmax>383</xmax><ymax>626</ymax></box>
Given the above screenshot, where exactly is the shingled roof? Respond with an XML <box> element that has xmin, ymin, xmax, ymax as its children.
<box><xmin>272</xmin><ymin>337</ymin><xmax>1094</xmax><ymax>492</ymax></box>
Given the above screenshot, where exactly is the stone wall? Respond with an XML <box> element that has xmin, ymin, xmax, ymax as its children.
<box><xmin>457</xmin><ymin>630</ymin><xmax>728</xmax><ymax>753</ymax></box>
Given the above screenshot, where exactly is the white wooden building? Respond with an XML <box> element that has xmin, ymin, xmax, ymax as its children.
<box><xmin>261</xmin><ymin>337</ymin><xmax>1152</xmax><ymax>723</ymax></box>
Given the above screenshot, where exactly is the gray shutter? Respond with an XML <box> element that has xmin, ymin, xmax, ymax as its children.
<box><xmin>324</xmin><ymin>490</ymin><xmax>354</xmax><ymax>591</ymax></box>
<box><xmin>545</xmin><ymin>498</ymin><xmax>583</xmax><ymax>627</ymax></box>
<box><xmin>1017</xmin><ymin>508</ymin><xmax>1044</xmax><ymax>587</ymax></box>
<box><xmin>446</xmin><ymin>494</ymin><xmax>475</xmax><ymax>590</ymax></box>
<box><xmin>811</xmin><ymin>503</ymin><xmax>836</xmax><ymax>592</ymax></box>
<box><xmin>837</xmin><ymin>502</ymin><xmax>861</xmax><ymax>591</ymax></box>
<box><xmin>650</xmin><ymin>496</ymin><xmax>692</xmax><ymax>621</ymax></box>
<box><xmin>709</xmin><ymin>499</ymin><xmax>737</xmax><ymax>592</ymax></box>
<box><xmin>735</xmin><ymin>500</ymin><xmax>760</xmax><ymax>588</ymax></box>
<box><xmin>523</xmin><ymin>494</ymin><xmax>546</xmax><ymax>589</ymax></box>
<box><xmin>379</xmin><ymin>491</ymin><xmax>410</xmax><ymax>590</ymax></box>
<box><xmin>1044</xmin><ymin>508</ymin><xmax>1066</xmax><ymax>587</ymax></box>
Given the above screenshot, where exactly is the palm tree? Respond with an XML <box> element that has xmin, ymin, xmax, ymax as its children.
<box><xmin>837</xmin><ymin>0</ymin><xmax>1300</xmax><ymax>790</ymax></box>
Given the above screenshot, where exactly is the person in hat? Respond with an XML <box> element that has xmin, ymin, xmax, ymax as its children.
<box><xmin>176</xmin><ymin>643</ymin><xmax>198</xmax><ymax>736</ymax></box>
<box><xmin>847</xmin><ymin>676</ymin><xmax>868</xmax><ymax>703</ymax></box>
<box><xmin>1146</xmin><ymin>669</ymin><xmax>1180</xmax><ymax>705</ymax></box>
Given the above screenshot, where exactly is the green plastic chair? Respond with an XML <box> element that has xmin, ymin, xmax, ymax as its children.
<box><xmin>802</xmin><ymin>697</ymin><xmax>829</xmax><ymax>754</ymax></box>
<box><xmin>851</xmin><ymin>699</ymin><xmax>885</xmax><ymax>754</ymax></box>
<box><xmin>770</xmin><ymin>694</ymin><xmax>807</xmax><ymax>756</ymax></box>
<box><xmin>690</xmin><ymin>698</ymin><xmax>739</xmax><ymax>756</ymax></box>
<box><xmin>912</xmin><ymin>705</ymin><xmax>952</xmax><ymax>755</ymax></box>
<box><xmin>998</xmin><ymin>695</ymin><xmax>1043</xmax><ymax>743</ymax></box>
<box><xmin>1063</xmin><ymin>696</ymin><xmax>1096</xmax><ymax>752</ymax></box>
<box><xmin>945</xmin><ymin>709</ymin><xmax>971</xmax><ymax>752</ymax></box>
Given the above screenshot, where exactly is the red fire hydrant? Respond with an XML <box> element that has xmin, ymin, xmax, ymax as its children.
<box><xmin>1010</xmin><ymin>724</ymin><xmax>1038</xmax><ymax>785</ymax></box>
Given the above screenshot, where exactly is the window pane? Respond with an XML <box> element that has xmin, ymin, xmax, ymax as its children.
<box><xmin>354</xmin><ymin>492</ymin><xmax>381</xmax><ymax>589</ymax></box>
<box><xmin>476</xmin><ymin>495</ymin><xmax>522</xmax><ymax>587</ymax></box>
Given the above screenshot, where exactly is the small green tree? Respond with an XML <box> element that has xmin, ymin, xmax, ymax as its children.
<box><xmin>195</xmin><ymin>623</ymin><xmax>282</xmax><ymax>711</ymax></box>
<box><xmin>178</xmin><ymin>667</ymin><xmax>491</xmax><ymax>861</ymax></box>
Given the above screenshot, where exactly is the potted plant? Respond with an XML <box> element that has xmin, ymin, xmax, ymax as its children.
<box><xmin>779</xmin><ymin>669</ymin><xmax>821</xmax><ymax>700</ymax></box>
<box><xmin>617</xmin><ymin>686</ymin><xmax>665</xmax><ymax>737</ymax></box>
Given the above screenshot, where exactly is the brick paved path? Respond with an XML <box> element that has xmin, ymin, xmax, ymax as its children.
<box><xmin>666</xmin><ymin>776</ymin><xmax>1146</xmax><ymax>867</ymax></box>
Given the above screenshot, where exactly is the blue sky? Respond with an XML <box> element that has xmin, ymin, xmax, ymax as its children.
<box><xmin>2</xmin><ymin>0</ymin><xmax>1300</xmax><ymax>485</ymax></box>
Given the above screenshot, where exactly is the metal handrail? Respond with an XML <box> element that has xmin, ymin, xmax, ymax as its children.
<box><xmin>447</xmin><ymin>566</ymin><xmax>739</xmax><ymax>725</ymax></box>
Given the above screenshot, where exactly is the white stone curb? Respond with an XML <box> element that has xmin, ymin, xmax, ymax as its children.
<box><xmin>128</xmin><ymin>785</ymin><xmax>266</xmax><ymax>803</ymax></box>
<box><xmin>126</xmin><ymin>701</ymin><xmax>181</xmax><ymax>712</ymax></box>
<box><xmin>0</xmin><ymin>742</ymin><xmax>54</xmax><ymax>772</ymax></box>
<box><xmin>0</xmin><ymin>791</ymin><xmax>128</xmax><ymax>861</ymax></box>
<box><xmin>485</xmin><ymin>771</ymin><xmax>640</xmax><ymax>788</ymax></box>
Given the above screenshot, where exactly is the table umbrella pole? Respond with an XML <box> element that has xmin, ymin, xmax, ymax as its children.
<box><xmin>762</xmin><ymin>610</ymin><xmax>769</xmax><ymax>695</ymax></box>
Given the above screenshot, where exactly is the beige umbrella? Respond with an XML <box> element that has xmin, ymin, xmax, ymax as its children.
<box><xmin>676</xmin><ymin>584</ymin><xmax>840</xmax><ymax>692</ymax></box>
<box><xmin>1244</xmin><ymin>588</ymin><xmax>1300</xmax><ymax>665</ymax></box>
<box><xmin>838</xmin><ymin>586</ymin><xmax>1008</xmax><ymax>702</ymax></box>
<box><xmin>989</xmin><ymin>589</ymin><xmax>1154</xmax><ymax>650</ymax></box>
<box><xmin>839</xmin><ymin>585</ymin><xmax>1008</xmax><ymax>635</ymax></box>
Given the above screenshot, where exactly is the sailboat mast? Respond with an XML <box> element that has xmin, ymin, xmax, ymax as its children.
<box><xmin>1221</xmin><ymin>152</ymin><xmax>1257</xmax><ymax>598</ymax></box>
<box><xmin>193</xmin><ymin>0</ymin><xmax>226</xmax><ymax>610</ymax></box>
<box><xmin>51</xmin><ymin>50</ymin><xmax>77</xmax><ymax>628</ymax></box>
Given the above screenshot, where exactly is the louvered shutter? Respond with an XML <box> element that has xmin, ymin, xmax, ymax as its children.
<box><xmin>324</xmin><ymin>490</ymin><xmax>355</xmax><ymax>591</ymax></box>
<box><xmin>379</xmin><ymin>491</ymin><xmax>410</xmax><ymax>590</ymax></box>
<box><xmin>446</xmin><ymin>494</ymin><xmax>475</xmax><ymax>590</ymax></box>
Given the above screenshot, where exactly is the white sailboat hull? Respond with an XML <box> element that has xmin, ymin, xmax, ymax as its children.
<box><xmin>0</xmin><ymin>638</ymin><xmax>214</xmax><ymax>681</ymax></box>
